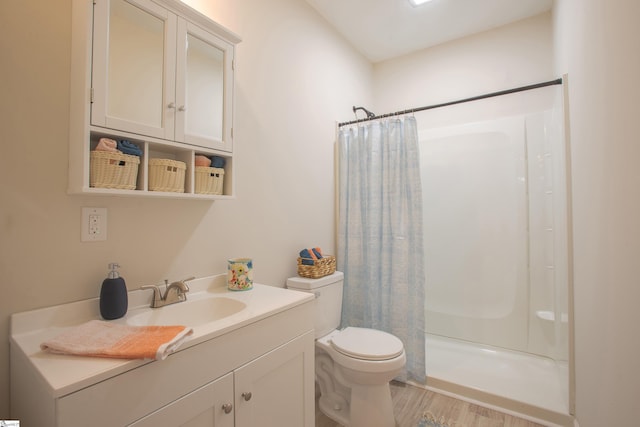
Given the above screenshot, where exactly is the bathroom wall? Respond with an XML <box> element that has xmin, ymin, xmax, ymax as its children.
<box><xmin>0</xmin><ymin>0</ymin><xmax>372</xmax><ymax>415</ymax></box>
<box><xmin>553</xmin><ymin>1</ymin><xmax>640</xmax><ymax>425</ymax></box>
<box><xmin>372</xmin><ymin>12</ymin><xmax>555</xmax><ymax>126</ymax></box>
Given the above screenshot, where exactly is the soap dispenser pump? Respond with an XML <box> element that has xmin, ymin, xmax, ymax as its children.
<box><xmin>100</xmin><ymin>262</ymin><xmax>128</xmax><ymax>320</ymax></box>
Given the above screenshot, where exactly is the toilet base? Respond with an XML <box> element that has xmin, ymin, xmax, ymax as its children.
<box><xmin>349</xmin><ymin>383</ymin><xmax>396</xmax><ymax>427</ymax></box>
<box><xmin>316</xmin><ymin>354</ymin><xmax>397</xmax><ymax>427</ymax></box>
<box><xmin>318</xmin><ymin>382</ymin><xmax>396</xmax><ymax>427</ymax></box>
<box><xmin>318</xmin><ymin>394</ymin><xmax>350</xmax><ymax>427</ymax></box>
<box><xmin>316</xmin><ymin>352</ymin><xmax>351</xmax><ymax>426</ymax></box>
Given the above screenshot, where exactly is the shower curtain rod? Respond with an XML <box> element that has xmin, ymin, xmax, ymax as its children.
<box><xmin>338</xmin><ymin>77</ymin><xmax>563</xmax><ymax>127</ymax></box>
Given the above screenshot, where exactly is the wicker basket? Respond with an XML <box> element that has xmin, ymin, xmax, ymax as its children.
<box><xmin>148</xmin><ymin>159</ymin><xmax>186</xmax><ymax>192</ymax></box>
<box><xmin>90</xmin><ymin>150</ymin><xmax>140</xmax><ymax>190</ymax></box>
<box><xmin>195</xmin><ymin>166</ymin><xmax>224</xmax><ymax>195</ymax></box>
<box><xmin>297</xmin><ymin>255</ymin><xmax>336</xmax><ymax>279</ymax></box>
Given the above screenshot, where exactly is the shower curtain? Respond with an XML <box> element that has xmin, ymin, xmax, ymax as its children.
<box><xmin>337</xmin><ymin>116</ymin><xmax>426</xmax><ymax>382</ymax></box>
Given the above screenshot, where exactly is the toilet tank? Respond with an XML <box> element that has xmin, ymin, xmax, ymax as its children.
<box><xmin>286</xmin><ymin>271</ymin><xmax>344</xmax><ymax>338</ymax></box>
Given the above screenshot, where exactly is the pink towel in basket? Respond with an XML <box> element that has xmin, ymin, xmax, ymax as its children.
<box><xmin>95</xmin><ymin>137</ymin><xmax>120</xmax><ymax>153</ymax></box>
<box><xmin>40</xmin><ymin>320</ymin><xmax>193</xmax><ymax>361</ymax></box>
<box><xmin>195</xmin><ymin>155</ymin><xmax>212</xmax><ymax>167</ymax></box>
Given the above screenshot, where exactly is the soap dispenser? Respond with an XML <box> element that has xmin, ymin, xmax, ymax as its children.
<box><xmin>100</xmin><ymin>262</ymin><xmax>128</xmax><ymax>320</ymax></box>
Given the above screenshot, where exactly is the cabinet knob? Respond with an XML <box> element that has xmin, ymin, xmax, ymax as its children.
<box><xmin>222</xmin><ymin>403</ymin><xmax>233</xmax><ymax>414</ymax></box>
<box><xmin>167</xmin><ymin>102</ymin><xmax>176</xmax><ymax>109</ymax></box>
<box><xmin>178</xmin><ymin>105</ymin><xmax>186</xmax><ymax>112</ymax></box>
<box><xmin>241</xmin><ymin>392</ymin><xmax>252</xmax><ymax>401</ymax></box>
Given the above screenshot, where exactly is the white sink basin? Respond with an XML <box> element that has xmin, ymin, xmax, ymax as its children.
<box><xmin>127</xmin><ymin>297</ymin><xmax>246</xmax><ymax>327</ymax></box>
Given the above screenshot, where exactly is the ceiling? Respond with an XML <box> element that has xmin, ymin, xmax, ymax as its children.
<box><xmin>303</xmin><ymin>0</ymin><xmax>554</xmax><ymax>63</ymax></box>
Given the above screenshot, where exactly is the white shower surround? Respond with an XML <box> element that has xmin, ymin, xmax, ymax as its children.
<box><xmin>420</xmin><ymin>108</ymin><xmax>569</xmax><ymax>362</ymax></box>
<box><xmin>421</xmin><ymin>116</ymin><xmax>529</xmax><ymax>351</ymax></box>
<box><xmin>416</xmin><ymin>97</ymin><xmax>571</xmax><ymax>425</ymax></box>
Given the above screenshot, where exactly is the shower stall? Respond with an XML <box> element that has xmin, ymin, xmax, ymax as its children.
<box><xmin>418</xmin><ymin>85</ymin><xmax>572</xmax><ymax>422</ymax></box>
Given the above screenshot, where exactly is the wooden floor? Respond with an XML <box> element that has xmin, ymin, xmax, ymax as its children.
<box><xmin>315</xmin><ymin>381</ymin><xmax>546</xmax><ymax>427</ymax></box>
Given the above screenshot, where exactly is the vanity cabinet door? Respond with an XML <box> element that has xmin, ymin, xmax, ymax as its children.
<box><xmin>234</xmin><ymin>331</ymin><xmax>315</xmax><ymax>427</ymax></box>
<box><xmin>175</xmin><ymin>19</ymin><xmax>234</xmax><ymax>152</ymax></box>
<box><xmin>92</xmin><ymin>0</ymin><xmax>177</xmax><ymax>140</ymax></box>
<box><xmin>129</xmin><ymin>372</ymin><xmax>234</xmax><ymax>427</ymax></box>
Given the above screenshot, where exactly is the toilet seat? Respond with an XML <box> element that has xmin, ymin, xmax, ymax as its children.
<box><xmin>330</xmin><ymin>327</ymin><xmax>404</xmax><ymax>361</ymax></box>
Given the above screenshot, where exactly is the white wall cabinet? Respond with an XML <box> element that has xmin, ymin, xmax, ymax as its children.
<box><xmin>69</xmin><ymin>0</ymin><xmax>240</xmax><ymax>199</ymax></box>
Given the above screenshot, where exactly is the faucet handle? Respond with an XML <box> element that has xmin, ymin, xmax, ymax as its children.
<box><xmin>174</xmin><ymin>277</ymin><xmax>195</xmax><ymax>291</ymax></box>
<box><xmin>169</xmin><ymin>279</ymin><xmax>191</xmax><ymax>293</ymax></box>
<box><xmin>141</xmin><ymin>284</ymin><xmax>162</xmax><ymax>298</ymax></box>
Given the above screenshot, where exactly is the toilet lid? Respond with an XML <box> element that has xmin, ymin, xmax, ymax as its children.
<box><xmin>330</xmin><ymin>327</ymin><xmax>404</xmax><ymax>361</ymax></box>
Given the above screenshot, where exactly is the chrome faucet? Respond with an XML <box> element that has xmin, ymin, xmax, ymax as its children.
<box><xmin>141</xmin><ymin>277</ymin><xmax>195</xmax><ymax>308</ymax></box>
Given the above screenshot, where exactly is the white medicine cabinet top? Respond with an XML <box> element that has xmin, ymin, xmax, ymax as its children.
<box><xmin>69</xmin><ymin>0</ymin><xmax>241</xmax><ymax>199</ymax></box>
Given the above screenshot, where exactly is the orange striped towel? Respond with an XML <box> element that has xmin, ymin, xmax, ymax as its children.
<box><xmin>40</xmin><ymin>320</ymin><xmax>193</xmax><ymax>361</ymax></box>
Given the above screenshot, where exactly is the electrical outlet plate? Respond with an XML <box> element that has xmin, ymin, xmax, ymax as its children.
<box><xmin>81</xmin><ymin>207</ymin><xmax>107</xmax><ymax>242</ymax></box>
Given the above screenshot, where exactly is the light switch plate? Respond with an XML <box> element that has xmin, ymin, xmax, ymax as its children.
<box><xmin>81</xmin><ymin>207</ymin><xmax>107</xmax><ymax>242</ymax></box>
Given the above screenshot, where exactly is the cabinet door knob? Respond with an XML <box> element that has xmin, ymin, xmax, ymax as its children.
<box><xmin>178</xmin><ymin>105</ymin><xmax>186</xmax><ymax>112</ymax></box>
<box><xmin>241</xmin><ymin>392</ymin><xmax>252</xmax><ymax>401</ymax></box>
<box><xmin>222</xmin><ymin>403</ymin><xmax>233</xmax><ymax>414</ymax></box>
<box><xmin>167</xmin><ymin>102</ymin><xmax>176</xmax><ymax>109</ymax></box>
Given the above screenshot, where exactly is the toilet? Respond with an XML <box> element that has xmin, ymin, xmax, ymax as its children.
<box><xmin>286</xmin><ymin>271</ymin><xmax>405</xmax><ymax>427</ymax></box>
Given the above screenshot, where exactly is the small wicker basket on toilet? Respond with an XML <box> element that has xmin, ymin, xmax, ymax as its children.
<box><xmin>148</xmin><ymin>159</ymin><xmax>186</xmax><ymax>192</ymax></box>
<box><xmin>297</xmin><ymin>255</ymin><xmax>336</xmax><ymax>279</ymax></box>
<box><xmin>90</xmin><ymin>150</ymin><xmax>140</xmax><ymax>190</ymax></box>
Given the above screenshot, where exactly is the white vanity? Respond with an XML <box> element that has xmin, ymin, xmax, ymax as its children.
<box><xmin>10</xmin><ymin>276</ymin><xmax>315</xmax><ymax>426</ymax></box>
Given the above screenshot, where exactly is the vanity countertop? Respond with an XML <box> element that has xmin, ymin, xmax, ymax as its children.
<box><xmin>10</xmin><ymin>274</ymin><xmax>313</xmax><ymax>398</ymax></box>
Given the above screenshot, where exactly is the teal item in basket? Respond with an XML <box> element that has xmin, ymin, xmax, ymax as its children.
<box><xmin>117</xmin><ymin>140</ymin><xmax>142</xmax><ymax>157</ymax></box>
<box><xmin>210</xmin><ymin>156</ymin><xmax>226</xmax><ymax>168</ymax></box>
<box><xmin>299</xmin><ymin>248</ymin><xmax>323</xmax><ymax>265</ymax></box>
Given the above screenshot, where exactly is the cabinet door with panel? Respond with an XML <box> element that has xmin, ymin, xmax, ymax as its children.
<box><xmin>234</xmin><ymin>331</ymin><xmax>315</xmax><ymax>427</ymax></box>
<box><xmin>175</xmin><ymin>18</ymin><xmax>234</xmax><ymax>152</ymax></box>
<box><xmin>129</xmin><ymin>372</ymin><xmax>235</xmax><ymax>427</ymax></box>
<box><xmin>92</xmin><ymin>0</ymin><xmax>177</xmax><ymax>140</ymax></box>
